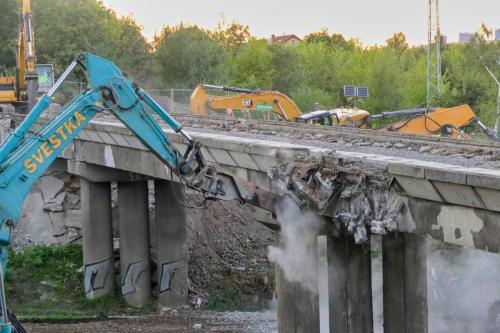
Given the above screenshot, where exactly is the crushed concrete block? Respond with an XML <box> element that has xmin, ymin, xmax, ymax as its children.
<box><xmin>19</xmin><ymin>192</ymin><xmax>57</xmax><ymax>244</ymax></box>
<box><xmin>49</xmin><ymin>212</ymin><xmax>67</xmax><ymax>236</ymax></box>
<box><xmin>39</xmin><ymin>175</ymin><xmax>64</xmax><ymax>201</ymax></box>
<box><xmin>43</xmin><ymin>192</ymin><xmax>65</xmax><ymax>212</ymax></box>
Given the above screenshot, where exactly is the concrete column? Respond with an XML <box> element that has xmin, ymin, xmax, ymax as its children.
<box><xmin>317</xmin><ymin>236</ymin><xmax>330</xmax><ymax>333</ymax></box>
<box><xmin>325</xmin><ymin>234</ymin><xmax>373</xmax><ymax>333</ymax></box>
<box><xmin>80</xmin><ymin>179</ymin><xmax>114</xmax><ymax>299</ymax></box>
<box><xmin>383</xmin><ymin>233</ymin><xmax>428</xmax><ymax>333</ymax></box>
<box><xmin>154</xmin><ymin>180</ymin><xmax>188</xmax><ymax>307</ymax></box>
<box><xmin>276</xmin><ymin>266</ymin><xmax>319</xmax><ymax>333</ymax></box>
<box><xmin>118</xmin><ymin>181</ymin><xmax>151</xmax><ymax>307</ymax></box>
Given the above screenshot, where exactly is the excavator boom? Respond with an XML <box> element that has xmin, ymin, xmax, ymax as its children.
<box><xmin>0</xmin><ymin>53</ymin><xmax>281</xmax><ymax>332</ymax></box>
<box><xmin>1</xmin><ymin>0</ymin><xmax>43</xmax><ymax>112</ymax></box>
<box><xmin>379</xmin><ymin>104</ymin><xmax>484</xmax><ymax>139</ymax></box>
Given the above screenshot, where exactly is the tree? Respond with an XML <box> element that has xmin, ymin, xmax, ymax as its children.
<box><xmin>386</xmin><ymin>32</ymin><xmax>408</xmax><ymax>50</ymax></box>
<box><xmin>304</xmin><ymin>28</ymin><xmax>352</xmax><ymax>49</ymax></box>
<box><xmin>304</xmin><ymin>28</ymin><xmax>332</xmax><ymax>44</ymax></box>
<box><xmin>227</xmin><ymin>39</ymin><xmax>274</xmax><ymax>89</ymax></box>
<box><xmin>212</xmin><ymin>18</ymin><xmax>251</xmax><ymax>48</ymax></box>
<box><xmin>291</xmin><ymin>87</ymin><xmax>335</xmax><ymax>112</ymax></box>
<box><xmin>154</xmin><ymin>25</ymin><xmax>226</xmax><ymax>88</ymax></box>
<box><xmin>363</xmin><ymin>49</ymin><xmax>406</xmax><ymax>113</ymax></box>
<box><xmin>268</xmin><ymin>43</ymin><xmax>305</xmax><ymax>94</ymax></box>
<box><xmin>32</xmin><ymin>0</ymin><xmax>151</xmax><ymax>82</ymax></box>
<box><xmin>0</xmin><ymin>0</ymin><xmax>19</xmax><ymax>72</ymax></box>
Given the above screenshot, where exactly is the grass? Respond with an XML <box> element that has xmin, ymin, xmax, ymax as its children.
<box><xmin>6</xmin><ymin>245</ymin><xmax>274</xmax><ymax>318</ymax></box>
<box><xmin>205</xmin><ymin>266</ymin><xmax>274</xmax><ymax>312</ymax></box>
<box><xmin>6</xmin><ymin>245</ymin><xmax>154</xmax><ymax>321</ymax></box>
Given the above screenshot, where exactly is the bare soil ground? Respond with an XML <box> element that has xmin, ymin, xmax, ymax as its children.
<box><xmin>182</xmin><ymin>197</ymin><xmax>277</xmax><ymax>308</ymax></box>
<box><xmin>23</xmin><ymin>310</ymin><xmax>277</xmax><ymax>333</ymax></box>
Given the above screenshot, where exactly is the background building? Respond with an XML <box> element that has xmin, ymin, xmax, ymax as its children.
<box><xmin>459</xmin><ymin>32</ymin><xmax>474</xmax><ymax>43</ymax></box>
<box><xmin>270</xmin><ymin>34</ymin><xmax>302</xmax><ymax>44</ymax></box>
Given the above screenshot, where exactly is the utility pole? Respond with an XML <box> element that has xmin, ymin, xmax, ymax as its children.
<box><xmin>483</xmin><ymin>64</ymin><xmax>500</xmax><ymax>133</ymax></box>
<box><xmin>426</xmin><ymin>0</ymin><xmax>442</xmax><ymax>107</ymax></box>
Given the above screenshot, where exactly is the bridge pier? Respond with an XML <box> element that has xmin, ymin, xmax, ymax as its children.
<box><xmin>318</xmin><ymin>234</ymin><xmax>373</xmax><ymax>333</ymax></box>
<box><xmin>276</xmin><ymin>266</ymin><xmax>319</xmax><ymax>333</ymax></box>
<box><xmin>277</xmin><ymin>233</ymin><xmax>373</xmax><ymax>333</ymax></box>
<box><xmin>155</xmin><ymin>180</ymin><xmax>188</xmax><ymax>307</ymax></box>
<box><xmin>80</xmin><ymin>179</ymin><xmax>114</xmax><ymax>299</ymax></box>
<box><xmin>383</xmin><ymin>233</ymin><xmax>429</xmax><ymax>333</ymax></box>
<box><xmin>118</xmin><ymin>181</ymin><xmax>152</xmax><ymax>307</ymax></box>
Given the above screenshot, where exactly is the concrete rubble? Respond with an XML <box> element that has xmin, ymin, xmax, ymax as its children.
<box><xmin>269</xmin><ymin>154</ymin><xmax>403</xmax><ymax>244</ymax></box>
<box><xmin>14</xmin><ymin>172</ymin><xmax>82</xmax><ymax>248</ymax></box>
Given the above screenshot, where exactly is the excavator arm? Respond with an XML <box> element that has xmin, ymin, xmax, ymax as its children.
<box><xmin>190</xmin><ymin>84</ymin><xmax>302</xmax><ymax>121</ymax></box>
<box><xmin>0</xmin><ymin>53</ymin><xmax>280</xmax><ymax>332</ymax></box>
<box><xmin>375</xmin><ymin>105</ymin><xmax>499</xmax><ymax>141</ymax></box>
<box><xmin>16</xmin><ymin>0</ymin><xmax>38</xmax><ymax>111</ymax></box>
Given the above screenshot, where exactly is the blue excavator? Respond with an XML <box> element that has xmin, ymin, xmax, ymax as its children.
<box><xmin>0</xmin><ymin>52</ymin><xmax>280</xmax><ymax>333</ymax></box>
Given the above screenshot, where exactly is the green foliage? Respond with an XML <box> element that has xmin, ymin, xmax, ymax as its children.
<box><xmin>27</xmin><ymin>0</ymin><xmax>150</xmax><ymax>82</ymax></box>
<box><xmin>304</xmin><ymin>27</ymin><xmax>354</xmax><ymax>50</ymax></box>
<box><xmin>154</xmin><ymin>25</ymin><xmax>227</xmax><ymax>88</ymax></box>
<box><xmin>227</xmin><ymin>39</ymin><xmax>274</xmax><ymax>88</ymax></box>
<box><xmin>2</xmin><ymin>0</ymin><xmax>500</xmax><ymax>128</ymax></box>
<box><xmin>0</xmin><ymin>0</ymin><xmax>17</xmax><ymax>72</ymax></box>
<box><xmin>212</xmin><ymin>18</ymin><xmax>251</xmax><ymax>48</ymax></box>
<box><xmin>386</xmin><ymin>32</ymin><xmax>409</xmax><ymax>50</ymax></box>
<box><xmin>291</xmin><ymin>87</ymin><xmax>335</xmax><ymax>112</ymax></box>
<box><xmin>268</xmin><ymin>43</ymin><xmax>305</xmax><ymax>94</ymax></box>
<box><xmin>206</xmin><ymin>288</ymin><xmax>241</xmax><ymax>312</ymax></box>
<box><xmin>6</xmin><ymin>244</ymin><xmax>83</xmax><ymax>302</ymax></box>
<box><xmin>204</xmin><ymin>267</ymin><xmax>273</xmax><ymax>312</ymax></box>
<box><xmin>6</xmin><ymin>245</ymin><xmax>153</xmax><ymax>319</ymax></box>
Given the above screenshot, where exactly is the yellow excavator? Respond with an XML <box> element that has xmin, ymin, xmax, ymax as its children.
<box><xmin>190</xmin><ymin>84</ymin><xmax>499</xmax><ymax>141</ymax></box>
<box><xmin>190</xmin><ymin>84</ymin><xmax>304</xmax><ymax>120</ymax></box>
<box><xmin>190</xmin><ymin>84</ymin><xmax>370</xmax><ymax>125</ymax></box>
<box><xmin>0</xmin><ymin>0</ymin><xmax>51</xmax><ymax>113</ymax></box>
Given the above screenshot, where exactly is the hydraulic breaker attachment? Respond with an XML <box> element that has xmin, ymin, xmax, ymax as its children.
<box><xmin>189</xmin><ymin>166</ymin><xmax>281</xmax><ymax>213</ymax></box>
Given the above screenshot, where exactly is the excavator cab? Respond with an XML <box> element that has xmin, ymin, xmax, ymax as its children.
<box><xmin>35</xmin><ymin>64</ymin><xmax>54</xmax><ymax>94</ymax></box>
<box><xmin>297</xmin><ymin>108</ymin><xmax>371</xmax><ymax>127</ymax></box>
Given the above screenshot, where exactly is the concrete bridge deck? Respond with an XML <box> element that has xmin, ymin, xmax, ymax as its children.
<box><xmin>16</xmin><ymin>113</ymin><xmax>500</xmax><ymax>332</ymax></box>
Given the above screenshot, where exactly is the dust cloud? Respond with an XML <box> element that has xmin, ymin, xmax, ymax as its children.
<box><xmin>428</xmin><ymin>240</ymin><xmax>500</xmax><ymax>333</ymax></box>
<box><xmin>267</xmin><ymin>198</ymin><xmax>323</xmax><ymax>293</ymax></box>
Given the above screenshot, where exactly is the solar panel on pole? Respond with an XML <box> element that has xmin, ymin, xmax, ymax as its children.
<box><xmin>357</xmin><ymin>87</ymin><xmax>369</xmax><ymax>98</ymax></box>
<box><xmin>344</xmin><ymin>85</ymin><xmax>356</xmax><ymax>97</ymax></box>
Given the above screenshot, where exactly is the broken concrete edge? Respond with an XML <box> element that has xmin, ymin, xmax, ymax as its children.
<box><xmin>269</xmin><ymin>155</ymin><xmax>500</xmax><ymax>254</ymax></box>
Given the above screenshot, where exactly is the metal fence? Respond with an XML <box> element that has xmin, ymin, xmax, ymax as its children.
<box><xmin>50</xmin><ymin>83</ymin><xmax>274</xmax><ymax>119</ymax></box>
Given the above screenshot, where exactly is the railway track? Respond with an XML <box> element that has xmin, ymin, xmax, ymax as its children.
<box><xmin>171</xmin><ymin>113</ymin><xmax>500</xmax><ymax>155</ymax></box>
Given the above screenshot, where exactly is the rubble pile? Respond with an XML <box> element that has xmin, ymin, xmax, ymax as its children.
<box><xmin>269</xmin><ymin>153</ymin><xmax>404</xmax><ymax>244</ymax></box>
<box><xmin>13</xmin><ymin>173</ymin><xmax>82</xmax><ymax>248</ymax></box>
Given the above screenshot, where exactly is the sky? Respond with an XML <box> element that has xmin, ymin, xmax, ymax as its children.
<box><xmin>101</xmin><ymin>0</ymin><xmax>500</xmax><ymax>46</ymax></box>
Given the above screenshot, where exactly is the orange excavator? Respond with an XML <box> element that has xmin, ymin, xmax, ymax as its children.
<box><xmin>190</xmin><ymin>84</ymin><xmax>499</xmax><ymax>141</ymax></box>
<box><xmin>372</xmin><ymin>104</ymin><xmax>499</xmax><ymax>141</ymax></box>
